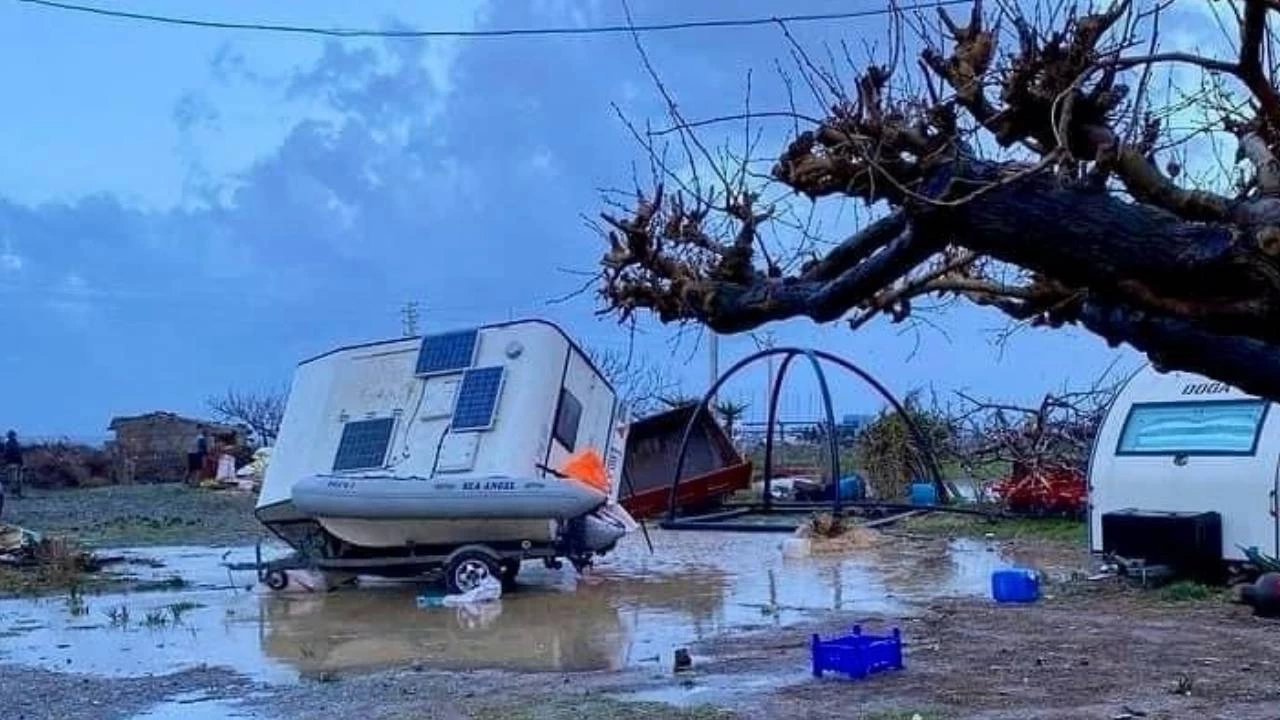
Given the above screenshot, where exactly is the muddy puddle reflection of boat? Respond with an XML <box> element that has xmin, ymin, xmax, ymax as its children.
<box><xmin>261</xmin><ymin>529</ymin><xmax>1012</xmax><ymax>675</ymax></box>
<box><xmin>1</xmin><ymin>528</ymin><xmax>1017</xmax><ymax>680</ymax></box>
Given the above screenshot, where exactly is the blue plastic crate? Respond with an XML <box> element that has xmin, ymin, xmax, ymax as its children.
<box><xmin>811</xmin><ymin>625</ymin><xmax>904</xmax><ymax>680</ymax></box>
<box><xmin>991</xmin><ymin>568</ymin><xmax>1040</xmax><ymax>603</ymax></box>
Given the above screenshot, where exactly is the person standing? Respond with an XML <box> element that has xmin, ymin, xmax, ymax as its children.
<box><xmin>4</xmin><ymin>430</ymin><xmax>23</xmax><ymax>499</ymax></box>
<box><xmin>187</xmin><ymin>426</ymin><xmax>209</xmax><ymax>485</ymax></box>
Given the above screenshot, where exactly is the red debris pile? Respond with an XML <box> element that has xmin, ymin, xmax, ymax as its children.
<box><xmin>991</xmin><ymin>463</ymin><xmax>1086</xmax><ymax>515</ymax></box>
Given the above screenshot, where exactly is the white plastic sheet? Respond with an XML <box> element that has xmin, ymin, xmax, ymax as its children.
<box><xmin>441</xmin><ymin>574</ymin><xmax>503</xmax><ymax>605</ymax></box>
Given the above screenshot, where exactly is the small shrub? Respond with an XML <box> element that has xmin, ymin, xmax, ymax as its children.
<box><xmin>142</xmin><ymin>609</ymin><xmax>171</xmax><ymax>628</ymax></box>
<box><xmin>21</xmin><ymin>441</ymin><xmax>112</xmax><ymax>489</ymax></box>
<box><xmin>1160</xmin><ymin>580</ymin><xmax>1216</xmax><ymax>602</ymax></box>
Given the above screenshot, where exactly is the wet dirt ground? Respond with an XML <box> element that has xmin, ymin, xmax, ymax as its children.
<box><xmin>2</xmin><ymin>488</ymin><xmax>1278</xmax><ymax>719</ymax></box>
<box><xmin>2</xmin><ymin>485</ymin><xmax>263</xmax><ymax>548</ymax></box>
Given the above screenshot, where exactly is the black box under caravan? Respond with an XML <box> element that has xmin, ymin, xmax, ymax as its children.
<box><xmin>1101</xmin><ymin>509</ymin><xmax>1224</xmax><ymax>584</ymax></box>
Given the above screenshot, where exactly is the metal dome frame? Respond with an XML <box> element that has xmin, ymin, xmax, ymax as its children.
<box><xmin>658</xmin><ymin>347</ymin><xmax>947</xmax><ymax>533</ymax></box>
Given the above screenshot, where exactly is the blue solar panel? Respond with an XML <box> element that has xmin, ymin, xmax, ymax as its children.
<box><xmin>452</xmin><ymin>366</ymin><xmax>504</xmax><ymax>431</ymax></box>
<box><xmin>332</xmin><ymin>417</ymin><xmax>395</xmax><ymax>471</ymax></box>
<box><xmin>415</xmin><ymin>329</ymin><xmax>479</xmax><ymax>376</ymax></box>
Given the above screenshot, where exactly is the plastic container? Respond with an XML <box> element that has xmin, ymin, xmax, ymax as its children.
<box><xmin>811</xmin><ymin>625</ymin><xmax>904</xmax><ymax>680</ymax></box>
<box><xmin>909</xmin><ymin>482</ymin><xmax>937</xmax><ymax>506</ymax></box>
<box><xmin>781</xmin><ymin>537</ymin><xmax>812</xmax><ymax>558</ymax></box>
<box><xmin>837</xmin><ymin>474</ymin><xmax>865</xmax><ymax>502</ymax></box>
<box><xmin>991</xmin><ymin>568</ymin><xmax>1040</xmax><ymax>603</ymax></box>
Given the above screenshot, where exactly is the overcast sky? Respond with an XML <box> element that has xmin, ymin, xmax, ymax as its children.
<box><xmin>0</xmin><ymin>0</ymin><xmax>1227</xmax><ymax>439</ymax></box>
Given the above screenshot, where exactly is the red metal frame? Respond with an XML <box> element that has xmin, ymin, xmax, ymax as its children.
<box><xmin>622</xmin><ymin>461</ymin><xmax>753</xmax><ymax>520</ymax></box>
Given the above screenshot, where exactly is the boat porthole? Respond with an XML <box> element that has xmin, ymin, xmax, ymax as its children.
<box><xmin>505</xmin><ymin>340</ymin><xmax>524</xmax><ymax>359</ymax></box>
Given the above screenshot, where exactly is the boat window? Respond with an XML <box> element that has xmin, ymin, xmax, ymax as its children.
<box><xmin>554</xmin><ymin>388</ymin><xmax>583</xmax><ymax>451</ymax></box>
<box><xmin>1116</xmin><ymin>400</ymin><xmax>1269</xmax><ymax>456</ymax></box>
<box><xmin>332</xmin><ymin>417</ymin><xmax>396</xmax><ymax>471</ymax></box>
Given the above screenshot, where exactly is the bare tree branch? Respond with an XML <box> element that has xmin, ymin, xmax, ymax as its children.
<box><xmin>206</xmin><ymin>387</ymin><xmax>286</xmax><ymax>446</ymax></box>
<box><xmin>593</xmin><ymin>0</ymin><xmax>1280</xmax><ymax>401</ymax></box>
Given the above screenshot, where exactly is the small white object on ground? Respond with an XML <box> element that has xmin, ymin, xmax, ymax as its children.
<box><xmin>781</xmin><ymin>537</ymin><xmax>811</xmax><ymax>558</ymax></box>
<box><xmin>442</xmin><ymin>575</ymin><xmax>503</xmax><ymax>605</ymax></box>
<box><xmin>216</xmin><ymin>454</ymin><xmax>236</xmax><ymax>481</ymax></box>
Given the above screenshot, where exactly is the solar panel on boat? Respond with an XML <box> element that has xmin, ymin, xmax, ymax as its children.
<box><xmin>452</xmin><ymin>366</ymin><xmax>504</xmax><ymax>431</ymax></box>
<box><xmin>415</xmin><ymin>329</ymin><xmax>479</xmax><ymax>376</ymax></box>
<box><xmin>332</xmin><ymin>417</ymin><xmax>396</xmax><ymax>471</ymax></box>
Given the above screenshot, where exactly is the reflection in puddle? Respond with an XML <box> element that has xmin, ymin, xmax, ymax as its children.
<box><xmin>0</xmin><ymin>529</ymin><xmax>1018</xmax><ymax>680</ymax></box>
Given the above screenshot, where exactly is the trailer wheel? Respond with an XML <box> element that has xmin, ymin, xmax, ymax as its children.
<box><xmin>264</xmin><ymin>569</ymin><xmax>289</xmax><ymax>591</ymax></box>
<box><xmin>446</xmin><ymin>550</ymin><xmax>501</xmax><ymax>595</ymax></box>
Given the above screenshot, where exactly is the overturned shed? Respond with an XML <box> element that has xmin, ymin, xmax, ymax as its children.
<box><xmin>620</xmin><ymin>404</ymin><xmax>751</xmax><ymax>519</ymax></box>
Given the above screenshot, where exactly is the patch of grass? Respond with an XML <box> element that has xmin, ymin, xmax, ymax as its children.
<box><xmin>106</xmin><ymin>604</ymin><xmax>130</xmax><ymax>627</ymax></box>
<box><xmin>65</xmin><ymin>586</ymin><xmax>89</xmax><ymax>616</ymax></box>
<box><xmin>901</xmin><ymin>514</ymin><xmax>1086</xmax><ymax>544</ymax></box>
<box><xmin>133</xmin><ymin>574</ymin><xmax>188</xmax><ymax>592</ymax></box>
<box><xmin>142</xmin><ymin>608</ymin><xmax>170</xmax><ymax>628</ymax></box>
<box><xmin>0</xmin><ymin>536</ymin><xmax>107</xmax><ymax>597</ymax></box>
<box><xmin>166</xmin><ymin>600</ymin><xmax>203</xmax><ymax>623</ymax></box>
<box><xmin>1159</xmin><ymin>580</ymin><xmax>1218</xmax><ymax>603</ymax></box>
<box><xmin>466</xmin><ymin>698</ymin><xmax>734</xmax><ymax>720</ymax></box>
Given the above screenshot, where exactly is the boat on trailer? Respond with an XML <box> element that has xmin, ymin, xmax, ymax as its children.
<box><xmin>254</xmin><ymin>318</ymin><xmax>636</xmax><ymax>593</ymax></box>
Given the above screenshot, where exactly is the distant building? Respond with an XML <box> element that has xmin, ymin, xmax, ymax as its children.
<box><xmin>841</xmin><ymin>414</ymin><xmax>874</xmax><ymax>432</ymax></box>
<box><xmin>107</xmin><ymin>412</ymin><xmax>245</xmax><ymax>482</ymax></box>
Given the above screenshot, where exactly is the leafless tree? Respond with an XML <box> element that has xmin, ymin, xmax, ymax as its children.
<box><xmin>207</xmin><ymin>387</ymin><xmax>286</xmax><ymax>446</ymax></box>
<box><xmin>587</xmin><ymin>347</ymin><xmax>679</xmax><ymax>417</ymax></box>
<box><xmin>949</xmin><ymin>383</ymin><xmax>1118</xmax><ymax>478</ymax></box>
<box><xmin>596</xmin><ymin>0</ymin><xmax>1280</xmax><ymax>402</ymax></box>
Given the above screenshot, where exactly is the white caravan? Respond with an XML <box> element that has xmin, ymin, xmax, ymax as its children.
<box><xmin>255</xmin><ymin>319</ymin><xmax>634</xmax><ymax>592</ymax></box>
<box><xmin>1088</xmin><ymin>365</ymin><xmax>1279</xmax><ymax>563</ymax></box>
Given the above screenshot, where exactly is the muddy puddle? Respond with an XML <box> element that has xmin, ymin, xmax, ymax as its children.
<box><xmin>0</xmin><ymin>529</ymin><xmax>1021</xmax><ymax>683</ymax></box>
<box><xmin>130</xmin><ymin>692</ymin><xmax>269</xmax><ymax>720</ymax></box>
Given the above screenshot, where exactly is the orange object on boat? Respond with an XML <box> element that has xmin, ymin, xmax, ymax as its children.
<box><xmin>559</xmin><ymin>449</ymin><xmax>610</xmax><ymax>494</ymax></box>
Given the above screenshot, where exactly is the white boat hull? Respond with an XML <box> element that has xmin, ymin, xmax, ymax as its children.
<box><xmin>292</xmin><ymin>474</ymin><xmax>606</xmax><ymax>521</ymax></box>
<box><xmin>318</xmin><ymin>517</ymin><xmax>558</xmax><ymax>549</ymax></box>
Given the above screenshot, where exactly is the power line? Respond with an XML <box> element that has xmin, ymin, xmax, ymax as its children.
<box><xmin>15</xmin><ymin>0</ymin><xmax>970</xmax><ymax>39</ymax></box>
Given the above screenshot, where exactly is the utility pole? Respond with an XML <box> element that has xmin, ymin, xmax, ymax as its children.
<box><xmin>400</xmin><ymin>301</ymin><xmax>421</xmax><ymax>337</ymax></box>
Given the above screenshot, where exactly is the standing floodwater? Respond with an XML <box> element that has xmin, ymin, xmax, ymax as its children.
<box><xmin>0</xmin><ymin>529</ymin><xmax>1016</xmax><ymax>679</ymax></box>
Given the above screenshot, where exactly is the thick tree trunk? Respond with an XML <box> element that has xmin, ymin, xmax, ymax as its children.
<box><xmin>929</xmin><ymin>162</ymin><xmax>1280</xmax><ymax>342</ymax></box>
<box><xmin>692</xmin><ymin>163</ymin><xmax>1280</xmax><ymax>401</ymax></box>
<box><xmin>1077</xmin><ymin>302</ymin><xmax>1280</xmax><ymax>402</ymax></box>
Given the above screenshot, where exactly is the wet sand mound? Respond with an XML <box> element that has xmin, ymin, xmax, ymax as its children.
<box><xmin>793</xmin><ymin>513</ymin><xmax>882</xmax><ymax>553</ymax></box>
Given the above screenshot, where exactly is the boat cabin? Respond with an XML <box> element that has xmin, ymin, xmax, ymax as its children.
<box><xmin>257</xmin><ymin>319</ymin><xmax>623</xmax><ymax>522</ymax></box>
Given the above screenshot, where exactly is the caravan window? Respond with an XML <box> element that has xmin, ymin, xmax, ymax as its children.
<box><xmin>554</xmin><ymin>388</ymin><xmax>583</xmax><ymax>451</ymax></box>
<box><xmin>1117</xmin><ymin>400</ymin><xmax>1269</xmax><ymax>456</ymax></box>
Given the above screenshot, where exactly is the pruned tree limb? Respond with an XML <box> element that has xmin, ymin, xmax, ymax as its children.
<box><xmin>596</xmin><ymin>0</ymin><xmax>1280</xmax><ymax>402</ymax></box>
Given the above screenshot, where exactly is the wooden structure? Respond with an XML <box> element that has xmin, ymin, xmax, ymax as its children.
<box><xmin>107</xmin><ymin>412</ymin><xmax>244</xmax><ymax>482</ymax></box>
